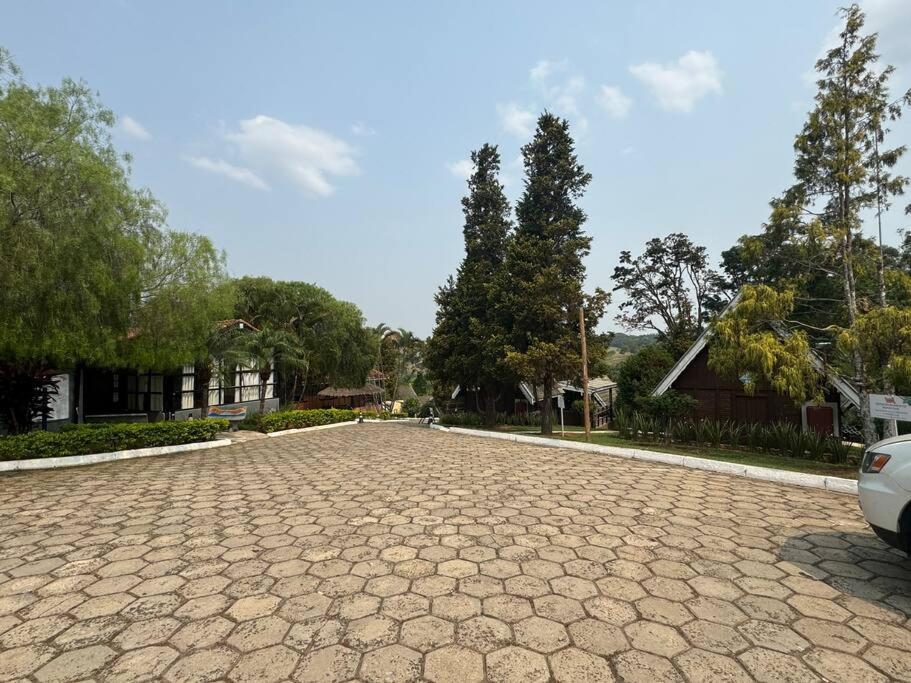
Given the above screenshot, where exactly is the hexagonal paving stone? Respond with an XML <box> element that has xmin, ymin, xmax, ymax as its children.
<box><xmin>400</xmin><ymin>615</ymin><xmax>454</xmax><ymax>652</ymax></box>
<box><xmin>486</xmin><ymin>645</ymin><xmax>550</xmax><ymax>683</ymax></box>
<box><xmin>514</xmin><ymin>616</ymin><xmax>570</xmax><ymax>653</ymax></box>
<box><xmin>625</xmin><ymin>620</ymin><xmax>688</xmax><ymax>657</ymax></box>
<box><xmin>549</xmin><ymin>646</ymin><xmax>614</xmax><ymax>682</ymax></box>
<box><xmin>106</xmin><ymin>645</ymin><xmax>179</xmax><ymax>683</ymax></box>
<box><xmin>457</xmin><ymin>615</ymin><xmax>512</xmax><ymax>653</ymax></box>
<box><xmin>613</xmin><ymin>649</ymin><xmax>682</xmax><ymax>683</ymax></box>
<box><xmin>676</xmin><ymin>648</ymin><xmax>751</xmax><ymax>683</ymax></box>
<box><xmin>230</xmin><ymin>644</ymin><xmax>299</xmax><ymax>683</ymax></box>
<box><xmin>381</xmin><ymin>592</ymin><xmax>430</xmax><ymax>621</ymax></box>
<box><xmin>739</xmin><ymin>619</ymin><xmax>810</xmax><ymax>654</ymax></box>
<box><xmin>342</xmin><ymin>614</ymin><xmax>399</xmax><ymax>651</ymax></box>
<box><xmin>432</xmin><ymin>594</ymin><xmax>481</xmax><ymax>621</ymax></box>
<box><xmin>163</xmin><ymin>645</ymin><xmax>238</xmax><ymax>683</ymax></box>
<box><xmin>636</xmin><ymin>596</ymin><xmax>693</xmax><ymax>626</ymax></box>
<box><xmin>360</xmin><ymin>644</ymin><xmax>422</xmax><ymax>683</ymax></box>
<box><xmin>533</xmin><ymin>595</ymin><xmax>585</xmax><ymax>624</ymax></box>
<box><xmin>568</xmin><ymin>617</ymin><xmax>628</xmax><ymax>656</ymax></box>
<box><xmin>114</xmin><ymin>617</ymin><xmax>181</xmax><ymax>650</ymax></box>
<box><xmin>483</xmin><ymin>594</ymin><xmax>533</xmax><ymax>623</ymax></box>
<box><xmin>279</xmin><ymin>593</ymin><xmax>332</xmax><ymax>621</ymax></box>
<box><xmin>35</xmin><ymin>644</ymin><xmax>117</xmax><ymax>682</ymax></box>
<box><xmin>682</xmin><ymin>619</ymin><xmax>749</xmax><ymax>655</ymax></box>
<box><xmin>738</xmin><ymin>647</ymin><xmax>819</xmax><ymax>683</ymax></box>
<box><xmin>168</xmin><ymin>616</ymin><xmax>233</xmax><ymax>652</ymax></box>
<box><xmin>227</xmin><ymin>615</ymin><xmax>290</xmax><ymax>652</ymax></box>
<box><xmin>226</xmin><ymin>593</ymin><xmax>281</xmax><ymax>621</ymax></box>
<box><xmin>424</xmin><ymin>644</ymin><xmax>484</xmax><ymax>683</ymax></box>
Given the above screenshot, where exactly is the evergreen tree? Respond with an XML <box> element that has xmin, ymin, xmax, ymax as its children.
<box><xmin>498</xmin><ymin>113</ymin><xmax>608</xmax><ymax>435</ymax></box>
<box><xmin>426</xmin><ymin>144</ymin><xmax>512</xmax><ymax>425</ymax></box>
<box><xmin>710</xmin><ymin>5</ymin><xmax>911</xmax><ymax>444</ymax></box>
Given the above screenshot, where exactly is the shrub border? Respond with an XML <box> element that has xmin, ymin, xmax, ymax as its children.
<box><xmin>0</xmin><ymin>438</ymin><xmax>233</xmax><ymax>473</ymax></box>
<box><xmin>430</xmin><ymin>424</ymin><xmax>857</xmax><ymax>495</ymax></box>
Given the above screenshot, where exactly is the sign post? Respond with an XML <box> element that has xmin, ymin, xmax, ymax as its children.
<box><xmin>557</xmin><ymin>395</ymin><xmax>565</xmax><ymax>437</ymax></box>
<box><xmin>869</xmin><ymin>395</ymin><xmax>911</xmax><ymax>429</ymax></box>
<box><xmin>579</xmin><ymin>306</ymin><xmax>591</xmax><ymax>442</ymax></box>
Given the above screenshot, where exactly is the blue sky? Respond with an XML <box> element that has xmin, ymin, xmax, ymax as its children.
<box><xmin>5</xmin><ymin>1</ymin><xmax>911</xmax><ymax>336</ymax></box>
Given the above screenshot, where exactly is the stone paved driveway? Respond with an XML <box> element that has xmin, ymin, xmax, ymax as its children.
<box><xmin>2</xmin><ymin>424</ymin><xmax>911</xmax><ymax>683</ymax></box>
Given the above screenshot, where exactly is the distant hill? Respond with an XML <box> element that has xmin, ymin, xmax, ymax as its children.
<box><xmin>609</xmin><ymin>332</ymin><xmax>658</xmax><ymax>353</ymax></box>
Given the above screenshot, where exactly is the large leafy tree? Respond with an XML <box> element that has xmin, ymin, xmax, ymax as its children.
<box><xmin>711</xmin><ymin>6</ymin><xmax>911</xmax><ymax>444</ymax></box>
<box><xmin>497</xmin><ymin>113</ymin><xmax>608</xmax><ymax>434</ymax></box>
<box><xmin>613</xmin><ymin>233</ymin><xmax>723</xmax><ymax>357</ymax></box>
<box><xmin>234</xmin><ymin>277</ymin><xmax>377</xmax><ymax>401</ymax></box>
<box><xmin>425</xmin><ymin>144</ymin><xmax>512</xmax><ymax>425</ymax></box>
<box><xmin>0</xmin><ymin>48</ymin><xmax>231</xmax><ymax>432</ymax></box>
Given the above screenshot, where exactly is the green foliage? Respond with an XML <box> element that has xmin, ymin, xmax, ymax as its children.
<box><xmin>638</xmin><ymin>391</ymin><xmax>698</xmax><ymax>423</ymax></box>
<box><xmin>609</xmin><ymin>333</ymin><xmax>658</xmax><ymax>354</ymax></box>
<box><xmin>233</xmin><ymin>277</ymin><xmax>377</xmax><ymax>398</ymax></box>
<box><xmin>613</xmin><ymin>233</ymin><xmax>723</xmax><ymax>351</ymax></box>
<box><xmin>426</xmin><ymin>144</ymin><xmax>512</xmax><ymax>425</ymax></box>
<box><xmin>615</xmin><ymin>344</ymin><xmax>675</xmax><ymax>412</ymax></box>
<box><xmin>256</xmin><ymin>409</ymin><xmax>357</xmax><ymax>433</ymax></box>
<box><xmin>0</xmin><ymin>50</ymin><xmax>230</xmax><ymax>372</ymax></box>
<box><xmin>708</xmin><ymin>285</ymin><xmax>822</xmax><ymax>404</ymax></box>
<box><xmin>0</xmin><ymin>48</ymin><xmax>232</xmax><ymax>431</ymax></box>
<box><xmin>614</xmin><ymin>410</ymin><xmax>859</xmax><ymax>464</ymax></box>
<box><xmin>0</xmin><ymin>419</ymin><xmax>227</xmax><ymax>461</ymax></box>
<box><xmin>497</xmin><ymin>113</ymin><xmax>608</xmax><ymax>434</ymax></box>
<box><xmin>401</xmin><ymin>397</ymin><xmax>421</xmax><ymax>417</ymax></box>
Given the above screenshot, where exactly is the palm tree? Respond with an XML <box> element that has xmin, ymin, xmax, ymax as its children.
<box><xmin>231</xmin><ymin>328</ymin><xmax>308</xmax><ymax>414</ymax></box>
<box><xmin>195</xmin><ymin>324</ymin><xmax>245</xmax><ymax>419</ymax></box>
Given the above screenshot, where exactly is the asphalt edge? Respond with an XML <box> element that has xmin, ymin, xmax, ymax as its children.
<box><xmin>430</xmin><ymin>424</ymin><xmax>858</xmax><ymax>495</ymax></box>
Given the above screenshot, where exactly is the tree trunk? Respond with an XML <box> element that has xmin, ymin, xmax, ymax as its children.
<box><xmin>259</xmin><ymin>369</ymin><xmax>269</xmax><ymax>415</ymax></box>
<box><xmin>840</xmin><ymin>212</ymin><xmax>877</xmax><ymax>446</ymax></box>
<box><xmin>483</xmin><ymin>383</ymin><xmax>497</xmax><ymax>428</ymax></box>
<box><xmin>541</xmin><ymin>375</ymin><xmax>554</xmax><ymax>435</ymax></box>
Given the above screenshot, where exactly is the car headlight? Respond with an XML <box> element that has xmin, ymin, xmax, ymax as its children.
<box><xmin>861</xmin><ymin>451</ymin><xmax>891</xmax><ymax>473</ymax></box>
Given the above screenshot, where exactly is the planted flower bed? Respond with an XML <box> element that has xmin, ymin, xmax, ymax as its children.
<box><xmin>0</xmin><ymin>419</ymin><xmax>229</xmax><ymax>462</ymax></box>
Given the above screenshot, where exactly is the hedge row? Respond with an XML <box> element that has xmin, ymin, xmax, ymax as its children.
<box><xmin>255</xmin><ymin>409</ymin><xmax>357</xmax><ymax>433</ymax></box>
<box><xmin>0</xmin><ymin>419</ymin><xmax>229</xmax><ymax>461</ymax></box>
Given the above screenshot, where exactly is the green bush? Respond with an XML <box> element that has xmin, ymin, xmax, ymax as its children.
<box><xmin>613</xmin><ymin>410</ymin><xmax>857</xmax><ymax>463</ymax></box>
<box><xmin>256</xmin><ymin>409</ymin><xmax>357</xmax><ymax>433</ymax></box>
<box><xmin>0</xmin><ymin>419</ymin><xmax>229</xmax><ymax>461</ymax></box>
<box><xmin>440</xmin><ymin>412</ymin><xmax>483</xmax><ymax>427</ymax></box>
<box><xmin>401</xmin><ymin>397</ymin><xmax>421</xmax><ymax>417</ymax></box>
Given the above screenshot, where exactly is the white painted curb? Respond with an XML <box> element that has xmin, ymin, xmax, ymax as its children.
<box><xmin>265</xmin><ymin>419</ymin><xmax>414</xmax><ymax>438</ymax></box>
<box><xmin>0</xmin><ymin>438</ymin><xmax>233</xmax><ymax>473</ymax></box>
<box><xmin>430</xmin><ymin>424</ymin><xmax>858</xmax><ymax>495</ymax></box>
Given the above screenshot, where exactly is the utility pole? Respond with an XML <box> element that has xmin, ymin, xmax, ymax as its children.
<box><xmin>579</xmin><ymin>306</ymin><xmax>591</xmax><ymax>442</ymax></box>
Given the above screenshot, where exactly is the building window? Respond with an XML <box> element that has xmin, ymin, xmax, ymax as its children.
<box><xmin>125</xmin><ymin>371</ymin><xmax>164</xmax><ymax>412</ymax></box>
<box><xmin>181</xmin><ymin>364</ymin><xmax>195</xmax><ymax>410</ymax></box>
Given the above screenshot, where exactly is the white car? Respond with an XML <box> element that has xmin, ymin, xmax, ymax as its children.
<box><xmin>858</xmin><ymin>434</ymin><xmax>911</xmax><ymax>552</ymax></box>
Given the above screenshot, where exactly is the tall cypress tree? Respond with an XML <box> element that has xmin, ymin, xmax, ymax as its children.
<box><xmin>426</xmin><ymin>144</ymin><xmax>512</xmax><ymax>425</ymax></box>
<box><xmin>498</xmin><ymin>112</ymin><xmax>607</xmax><ymax>435</ymax></box>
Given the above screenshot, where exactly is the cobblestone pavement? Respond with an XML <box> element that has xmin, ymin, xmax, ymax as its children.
<box><xmin>2</xmin><ymin>424</ymin><xmax>911</xmax><ymax>682</ymax></box>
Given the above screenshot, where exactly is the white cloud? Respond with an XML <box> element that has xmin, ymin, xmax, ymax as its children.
<box><xmin>864</xmin><ymin>0</ymin><xmax>911</xmax><ymax>67</ymax></box>
<box><xmin>222</xmin><ymin>115</ymin><xmax>359</xmax><ymax>197</ymax></box>
<box><xmin>497</xmin><ymin>102</ymin><xmax>536</xmax><ymax>137</ymax></box>
<box><xmin>599</xmin><ymin>85</ymin><xmax>633</xmax><ymax>119</ymax></box>
<box><xmin>351</xmin><ymin>121</ymin><xmax>375</xmax><ymax>136</ymax></box>
<box><xmin>630</xmin><ymin>50</ymin><xmax>722</xmax><ymax>112</ymax></box>
<box><xmin>185</xmin><ymin>156</ymin><xmax>269</xmax><ymax>191</ymax></box>
<box><xmin>447</xmin><ymin>159</ymin><xmax>473</xmax><ymax>180</ymax></box>
<box><xmin>530</xmin><ymin>59</ymin><xmax>567</xmax><ymax>83</ymax></box>
<box><xmin>120</xmin><ymin>115</ymin><xmax>151</xmax><ymax>140</ymax></box>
